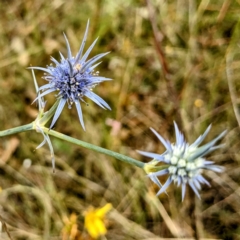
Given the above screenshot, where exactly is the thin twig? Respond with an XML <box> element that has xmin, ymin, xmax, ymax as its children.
<box><xmin>146</xmin><ymin>193</ymin><xmax>183</xmax><ymax>238</ymax></box>
<box><xmin>145</xmin><ymin>0</ymin><xmax>182</xmax><ymax>127</ymax></box>
<box><xmin>0</xmin><ymin>215</ymin><xmax>13</xmax><ymax>240</ymax></box>
<box><xmin>226</xmin><ymin>54</ymin><xmax>240</xmax><ymax>127</ymax></box>
<box><xmin>145</xmin><ymin>0</ymin><xmax>169</xmax><ymax>77</ymax></box>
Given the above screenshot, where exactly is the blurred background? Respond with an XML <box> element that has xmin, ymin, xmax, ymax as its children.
<box><xmin>0</xmin><ymin>0</ymin><xmax>239</xmax><ymax>239</ymax></box>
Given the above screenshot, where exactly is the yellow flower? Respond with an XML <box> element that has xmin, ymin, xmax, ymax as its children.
<box><xmin>84</xmin><ymin>203</ymin><xmax>112</xmax><ymax>239</ymax></box>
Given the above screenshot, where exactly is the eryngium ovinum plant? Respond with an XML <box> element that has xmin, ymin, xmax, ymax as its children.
<box><xmin>0</xmin><ymin>21</ymin><xmax>226</xmax><ymax>200</ymax></box>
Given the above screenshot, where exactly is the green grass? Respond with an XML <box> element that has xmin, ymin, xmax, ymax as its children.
<box><xmin>0</xmin><ymin>0</ymin><xmax>240</xmax><ymax>239</ymax></box>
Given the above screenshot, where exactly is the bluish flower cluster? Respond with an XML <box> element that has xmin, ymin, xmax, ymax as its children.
<box><xmin>138</xmin><ymin>123</ymin><xmax>226</xmax><ymax>200</ymax></box>
<box><xmin>31</xmin><ymin>20</ymin><xmax>111</xmax><ymax>130</ymax></box>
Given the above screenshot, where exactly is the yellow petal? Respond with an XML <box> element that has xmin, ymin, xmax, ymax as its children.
<box><xmin>87</xmin><ymin>218</ymin><xmax>107</xmax><ymax>239</ymax></box>
<box><xmin>95</xmin><ymin>203</ymin><xmax>112</xmax><ymax>218</ymax></box>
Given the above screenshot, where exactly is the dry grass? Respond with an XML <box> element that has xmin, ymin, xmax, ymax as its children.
<box><xmin>0</xmin><ymin>0</ymin><xmax>240</xmax><ymax>239</ymax></box>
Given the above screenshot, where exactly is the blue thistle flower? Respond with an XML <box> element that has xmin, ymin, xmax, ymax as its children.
<box><xmin>30</xmin><ymin>20</ymin><xmax>111</xmax><ymax>130</ymax></box>
<box><xmin>138</xmin><ymin>122</ymin><xmax>226</xmax><ymax>200</ymax></box>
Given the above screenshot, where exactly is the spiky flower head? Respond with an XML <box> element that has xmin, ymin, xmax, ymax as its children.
<box><xmin>138</xmin><ymin>122</ymin><xmax>226</xmax><ymax>200</ymax></box>
<box><xmin>30</xmin><ymin>20</ymin><xmax>111</xmax><ymax>130</ymax></box>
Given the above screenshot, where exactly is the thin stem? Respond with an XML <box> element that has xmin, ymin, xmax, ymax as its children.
<box><xmin>145</xmin><ymin>0</ymin><xmax>182</xmax><ymax>129</ymax></box>
<box><xmin>226</xmin><ymin>54</ymin><xmax>240</xmax><ymax>127</ymax></box>
<box><xmin>226</xmin><ymin>19</ymin><xmax>240</xmax><ymax>127</ymax></box>
<box><xmin>45</xmin><ymin>128</ymin><xmax>145</xmax><ymax>169</ymax></box>
<box><xmin>0</xmin><ymin>215</ymin><xmax>13</xmax><ymax>240</ymax></box>
<box><xmin>145</xmin><ymin>0</ymin><xmax>168</xmax><ymax>78</ymax></box>
<box><xmin>188</xmin><ymin>189</ymin><xmax>199</xmax><ymax>240</ymax></box>
<box><xmin>0</xmin><ymin>123</ymin><xmax>33</xmax><ymax>137</ymax></box>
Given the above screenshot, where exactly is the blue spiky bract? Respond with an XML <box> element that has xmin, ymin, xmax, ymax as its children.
<box><xmin>138</xmin><ymin>122</ymin><xmax>226</xmax><ymax>201</ymax></box>
<box><xmin>31</xmin><ymin>69</ymin><xmax>55</xmax><ymax>172</ymax></box>
<box><xmin>30</xmin><ymin>20</ymin><xmax>111</xmax><ymax>130</ymax></box>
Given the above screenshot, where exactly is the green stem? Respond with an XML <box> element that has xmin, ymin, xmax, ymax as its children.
<box><xmin>0</xmin><ymin>122</ymin><xmax>145</xmax><ymax>169</ymax></box>
<box><xmin>45</xmin><ymin>127</ymin><xmax>145</xmax><ymax>169</ymax></box>
<box><xmin>0</xmin><ymin>123</ymin><xmax>33</xmax><ymax>137</ymax></box>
